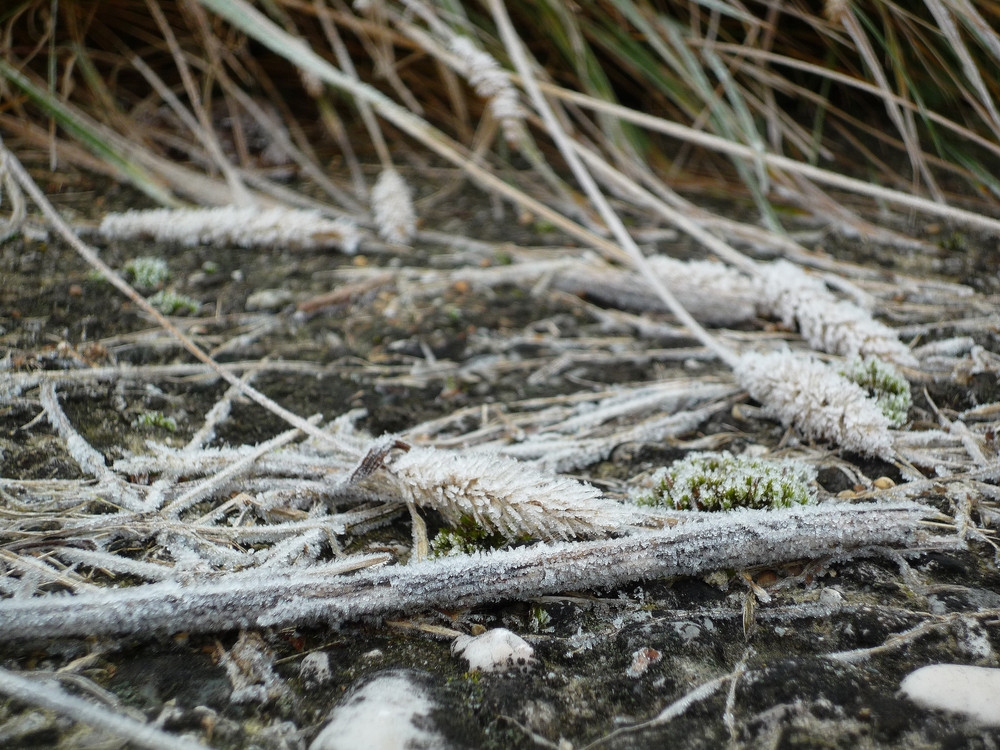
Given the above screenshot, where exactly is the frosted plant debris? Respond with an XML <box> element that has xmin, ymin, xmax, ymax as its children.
<box><xmin>0</xmin><ymin>501</ymin><xmax>932</xmax><ymax>641</ymax></box>
<box><xmin>449</xmin><ymin>36</ymin><xmax>524</xmax><ymax>143</ymax></box>
<box><xmin>735</xmin><ymin>349</ymin><xmax>894</xmax><ymax>457</ymax></box>
<box><xmin>0</xmin><ymin>665</ymin><xmax>207</xmax><ymax>750</ymax></box>
<box><xmin>634</xmin><ymin>451</ymin><xmax>816</xmax><ymax>511</ymax></box>
<box><xmin>218</xmin><ymin>631</ymin><xmax>286</xmax><ymax>704</ymax></box>
<box><xmin>370</xmin><ymin>168</ymin><xmax>416</xmax><ymax>244</ymax></box>
<box><xmin>755</xmin><ymin>260</ymin><xmax>916</xmax><ymax>367</ymax></box>
<box><xmin>100</xmin><ymin>205</ymin><xmax>362</xmax><ymax>253</ymax></box>
<box><xmin>366</xmin><ymin>445</ymin><xmax>643</xmax><ymax>540</ymax></box>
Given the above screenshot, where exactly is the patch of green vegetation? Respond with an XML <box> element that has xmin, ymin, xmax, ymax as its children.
<box><xmin>125</xmin><ymin>256</ymin><xmax>169</xmax><ymax>289</ymax></box>
<box><xmin>838</xmin><ymin>356</ymin><xmax>911</xmax><ymax>427</ymax></box>
<box><xmin>147</xmin><ymin>289</ymin><xmax>200</xmax><ymax>315</ymax></box>
<box><xmin>529</xmin><ymin>605</ymin><xmax>552</xmax><ymax>633</ymax></box>
<box><xmin>633</xmin><ymin>451</ymin><xmax>816</xmax><ymax>512</ymax></box>
<box><xmin>430</xmin><ymin>515</ymin><xmax>509</xmax><ymax>557</ymax></box>
<box><xmin>132</xmin><ymin>411</ymin><xmax>177</xmax><ymax>432</ymax></box>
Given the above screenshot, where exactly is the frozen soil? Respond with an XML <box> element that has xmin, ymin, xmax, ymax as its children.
<box><xmin>1</xmin><ymin>182</ymin><xmax>999</xmax><ymax>749</ymax></box>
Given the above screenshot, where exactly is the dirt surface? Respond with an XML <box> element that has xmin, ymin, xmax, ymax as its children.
<box><xmin>1</xmin><ymin>180</ymin><xmax>999</xmax><ymax>749</ymax></box>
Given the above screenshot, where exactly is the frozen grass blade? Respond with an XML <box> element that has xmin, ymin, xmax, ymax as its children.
<box><xmin>0</xmin><ymin>58</ymin><xmax>175</xmax><ymax>206</ymax></box>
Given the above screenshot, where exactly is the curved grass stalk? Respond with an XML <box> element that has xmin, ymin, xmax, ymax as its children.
<box><xmin>534</xmin><ymin>81</ymin><xmax>1000</xmax><ymax>235</ymax></box>
<box><xmin>0</xmin><ymin>58</ymin><xmax>176</xmax><ymax>206</ymax></box>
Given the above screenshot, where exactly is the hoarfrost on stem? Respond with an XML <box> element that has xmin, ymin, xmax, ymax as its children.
<box><xmin>100</xmin><ymin>206</ymin><xmax>362</xmax><ymax>253</ymax></box>
<box><xmin>0</xmin><ymin>502</ymin><xmax>932</xmax><ymax>641</ymax></box>
<box><xmin>755</xmin><ymin>260</ymin><xmax>916</xmax><ymax>367</ymax></box>
<box><xmin>366</xmin><ymin>445</ymin><xmax>642</xmax><ymax>540</ymax></box>
<box><xmin>371</xmin><ymin>169</ymin><xmax>416</xmax><ymax>244</ymax></box>
<box><xmin>449</xmin><ymin>36</ymin><xmax>524</xmax><ymax>142</ymax></box>
<box><xmin>735</xmin><ymin>349</ymin><xmax>894</xmax><ymax>457</ymax></box>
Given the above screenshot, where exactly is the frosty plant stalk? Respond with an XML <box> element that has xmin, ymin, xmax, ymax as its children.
<box><xmin>0</xmin><ymin>502</ymin><xmax>932</xmax><ymax>641</ymax></box>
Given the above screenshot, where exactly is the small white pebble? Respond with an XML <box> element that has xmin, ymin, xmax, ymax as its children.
<box><xmin>899</xmin><ymin>664</ymin><xmax>1000</xmax><ymax>727</ymax></box>
<box><xmin>451</xmin><ymin>628</ymin><xmax>536</xmax><ymax>674</ymax></box>
<box><xmin>310</xmin><ymin>671</ymin><xmax>442</xmax><ymax>750</ymax></box>
<box><xmin>299</xmin><ymin>652</ymin><xmax>331</xmax><ymax>687</ymax></box>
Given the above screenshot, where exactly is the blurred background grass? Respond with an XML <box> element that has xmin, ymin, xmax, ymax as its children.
<box><xmin>3</xmin><ymin>0</ymin><xmax>1000</xmax><ymax>239</ymax></box>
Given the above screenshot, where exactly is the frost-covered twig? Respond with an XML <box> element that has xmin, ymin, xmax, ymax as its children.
<box><xmin>100</xmin><ymin>205</ymin><xmax>362</xmax><ymax>253</ymax></box>
<box><xmin>0</xmin><ymin>666</ymin><xmax>206</xmax><ymax>750</ymax></box>
<box><xmin>161</xmin><ymin>414</ymin><xmax>323</xmax><ymax>517</ymax></box>
<box><xmin>38</xmin><ymin>382</ymin><xmax>146</xmax><ymax>513</ymax></box>
<box><xmin>0</xmin><ymin>502</ymin><xmax>931</xmax><ymax>640</ymax></box>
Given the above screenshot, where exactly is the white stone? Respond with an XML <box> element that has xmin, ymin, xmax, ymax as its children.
<box><xmin>899</xmin><ymin>664</ymin><xmax>1000</xmax><ymax>727</ymax></box>
<box><xmin>451</xmin><ymin>628</ymin><xmax>536</xmax><ymax>673</ymax></box>
<box><xmin>309</xmin><ymin>671</ymin><xmax>445</xmax><ymax>750</ymax></box>
<box><xmin>299</xmin><ymin>652</ymin><xmax>331</xmax><ymax>687</ymax></box>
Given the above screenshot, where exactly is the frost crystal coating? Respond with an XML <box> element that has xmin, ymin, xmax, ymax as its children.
<box><xmin>735</xmin><ymin>350</ymin><xmax>894</xmax><ymax>456</ymax></box>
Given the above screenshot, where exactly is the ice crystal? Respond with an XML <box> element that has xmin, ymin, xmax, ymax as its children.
<box><xmin>838</xmin><ymin>356</ymin><xmax>912</xmax><ymax>427</ymax></box>
<box><xmin>449</xmin><ymin>36</ymin><xmax>524</xmax><ymax>142</ymax></box>
<box><xmin>756</xmin><ymin>260</ymin><xmax>916</xmax><ymax>367</ymax></box>
<box><xmin>735</xmin><ymin>349</ymin><xmax>894</xmax><ymax>457</ymax></box>
<box><xmin>634</xmin><ymin>451</ymin><xmax>816</xmax><ymax>511</ymax></box>
<box><xmin>100</xmin><ymin>206</ymin><xmax>362</xmax><ymax>253</ymax></box>
<box><xmin>370</xmin><ymin>446</ymin><xmax>640</xmax><ymax>541</ymax></box>
<box><xmin>370</xmin><ymin>169</ymin><xmax>416</xmax><ymax>244</ymax></box>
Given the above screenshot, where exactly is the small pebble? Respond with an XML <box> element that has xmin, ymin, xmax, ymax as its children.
<box><xmin>899</xmin><ymin>664</ymin><xmax>1000</xmax><ymax>727</ymax></box>
<box><xmin>245</xmin><ymin>288</ymin><xmax>294</xmax><ymax>311</ymax></box>
<box><xmin>451</xmin><ymin>628</ymin><xmax>536</xmax><ymax>674</ymax></box>
<box><xmin>299</xmin><ymin>651</ymin><xmax>332</xmax><ymax>687</ymax></box>
<box><xmin>309</xmin><ymin>670</ymin><xmax>446</xmax><ymax>750</ymax></box>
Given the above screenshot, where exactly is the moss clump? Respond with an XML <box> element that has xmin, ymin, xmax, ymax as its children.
<box><xmin>124</xmin><ymin>256</ymin><xmax>170</xmax><ymax>289</ymax></box>
<box><xmin>430</xmin><ymin>515</ymin><xmax>510</xmax><ymax>557</ymax></box>
<box><xmin>132</xmin><ymin>411</ymin><xmax>176</xmax><ymax>431</ymax></box>
<box><xmin>838</xmin><ymin>356</ymin><xmax>911</xmax><ymax>427</ymax></box>
<box><xmin>633</xmin><ymin>451</ymin><xmax>816</xmax><ymax>512</ymax></box>
<box><xmin>148</xmin><ymin>289</ymin><xmax>200</xmax><ymax>315</ymax></box>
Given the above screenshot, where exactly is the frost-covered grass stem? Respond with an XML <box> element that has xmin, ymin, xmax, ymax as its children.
<box><xmin>0</xmin><ymin>502</ymin><xmax>929</xmax><ymax>641</ymax></box>
<box><xmin>0</xmin><ymin>667</ymin><xmax>205</xmax><ymax>750</ymax></box>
